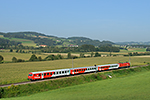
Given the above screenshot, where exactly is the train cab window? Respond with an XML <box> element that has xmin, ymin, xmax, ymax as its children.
<box><xmin>39</xmin><ymin>74</ymin><xmax>41</xmax><ymax>76</ymax></box>
<box><xmin>28</xmin><ymin>74</ymin><xmax>32</xmax><ymax>76</ymax></box>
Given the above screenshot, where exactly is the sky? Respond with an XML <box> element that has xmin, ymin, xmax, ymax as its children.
<box><xmin>0</xmin><ymin>0</ymin><xmax>150</xmax><ymax>42</ymax></box>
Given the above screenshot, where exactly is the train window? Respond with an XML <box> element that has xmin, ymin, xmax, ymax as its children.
<box><xmin>47</xmin><ymin>73</ymin><xmax>49</xmax><ymax>75</ymax></box>
<box><xmin>75</xmin><ymin>70</ymin><xmax>76</xmax><ymax>72</ymax></box>
<box><xmin>34</xmin><ymin>74</ymin><xmax>36</xmax><ymax>76</ymax></box>
<box><xmin>39</xmin><ymin>74</ymin><xmax>41</xmax><ymax>76</ymax></box>
<box><xmin>62</xmin><ymin>71</ymin><xmax>64</xmax><ymax>73</ymax></box>
<box><xmin>54</xmin><ymin>72</ymin><xmax>55</xmax><ymax>75</ymax></box>
<box><xmin>65</xmin><ymin>71</ymin><xmax>67</xmax><ymax>73</ymax></box>
<box><xmin>59</xmin><ymin>71</ymin><xmax>61</xmax><ymax>74</ymax></box>
<box><xmin>50</xmin><ymin>72</ymin><xmax>52</xmax><ymax>75</ymax></box>
<box><xmin>44</xmin><ymin>73</ymin><xmax>46</xmax><ymax>76</ymax></box>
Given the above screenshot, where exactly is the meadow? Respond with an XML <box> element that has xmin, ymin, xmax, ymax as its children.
<box><xmin>2</xmin><ymin>68</ymin><xmax>150</xmax><ymax>100</ymax></box>
<box><xmin>0</xmin><ymin>37</ymin><xmax>36</xmax><ymax>46</ymax></box>
<box><xmin>0</xmin><ymin>55</ymin><xmax>150</xmax><ymax>85</ymax></box>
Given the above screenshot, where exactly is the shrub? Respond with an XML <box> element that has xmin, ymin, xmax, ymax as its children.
<box><xmin>12</xmin><ymin>57</ymin><xmax>17</xmax><ymax>63</ymax></box>
<box><xmin>0</xmin><ymin>55</ymin><xmax>4</xmax><ymax>62</ymax></box>
<box><xmin>29</xmin><ymin>54</ymin><xmax>38</xmax><ymax>61</ymax></box>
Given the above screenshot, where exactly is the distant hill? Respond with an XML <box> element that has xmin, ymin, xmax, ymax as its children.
<box><xmin>116</xmin><ymin>42</ymin><xmax>150</xmax><ymax>45</ymax></box>
<box><xmin>0</xmin><ymin>31</ymin><xmax>114</xmax><ymax>47</ymax></box>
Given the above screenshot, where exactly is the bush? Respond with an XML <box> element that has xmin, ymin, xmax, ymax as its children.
<box><xmin>17</xmin><ymin>59</ymin><xmax>25</xmax><ymax>62</ymax></box>
<box><xmin>0</xmin><ymin>55</ymin><xmax>4</xmax><ymax>62</ymax></box>
<box><xmin>0</xmin><ymin>88</ymin><xmax>4</xmax><ymax>98</ymax></box>
<box><xmin>12</xmin><ymin>57</ymin><xmax>17</xmax><ymax>63</ymax></box>
<box><xmin>29</xmin><ymin>54</ymin><xmax>38</xmax><ymax>61</ymax></box>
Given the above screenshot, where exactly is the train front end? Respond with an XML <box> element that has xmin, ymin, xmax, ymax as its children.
<box><xmin>28</xmin><ymin>72</ymin><xmax>33</xmax><ymax>81</ymax></box>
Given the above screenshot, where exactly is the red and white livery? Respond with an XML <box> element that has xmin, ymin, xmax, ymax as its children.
<box><xmin>28</xmin><ymin>62</ymin><xmax>130</xmax><ymax>81</ymax></box>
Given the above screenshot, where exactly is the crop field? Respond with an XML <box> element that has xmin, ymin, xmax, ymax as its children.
<box><xmin>2</xmin><ymin>70</ymin><xmax>150</xmax><ymax>100</ymax></box>
<box><xmin>128</xmin><ymin>48</ymin><xmax>146</xmax><ymax>52</ymax></box>
<box><xmin>0</xmin><ymin>56</ymin><xmax>150</xmax><ymax>85</ymax></box>
<box><xmin>0</xmin><ymin>52</ymin><xmax>48</xmax><ymax>62</ymax></box>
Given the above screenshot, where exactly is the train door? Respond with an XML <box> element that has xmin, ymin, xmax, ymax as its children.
<box><xmin>42</xmin><ymin>73</ymin><xmax>44</xmax><ymax>79</ymax></box>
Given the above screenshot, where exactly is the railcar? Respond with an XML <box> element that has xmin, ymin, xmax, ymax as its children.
<box><xmin>97</xmin><ymin>64</ymin><xmax>119</xmax><ymax>71</ymax></box>
<box><xmin>118</xmin><ymin>62</ymin><xmax>130</xmax><ymax>68</ymax></box>
<box><xmin>28</xmin><ymin>68</ymin><xmax>70</xmax><ymax>81</ymax></box>
<box><xmin>97</xmin><ymin>62</ymin><xmax>130</xmax><ymax>71</ymax></box>
<box><xmin>28</xmin><ymin>62</ymin><xmax>130</xmax><ymax>81</ymax></box>
<box><xmin>70</xmin><ymin>66</ymin><xmax>97</xmax><ymax>75</ymax></box>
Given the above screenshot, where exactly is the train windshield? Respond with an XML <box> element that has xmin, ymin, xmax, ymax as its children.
<box><xmin>28</xmin><ymin>74</ymin><xmax>32</xmax><ymax>76</ymax></box>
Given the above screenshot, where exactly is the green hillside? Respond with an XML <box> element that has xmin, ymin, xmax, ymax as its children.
<box><xmin>2</xmin><ymin>70</ymin><xmax>150</xmax><ymax>100</ymax></box>
<box><xmin>0</xmin><ymin>37</ymin><xmax>36</xmax><ymax>46</ymax></box>
<box><xmin>0</xmin><ymin>31</ymin><xmax>114</xmax><ymax>47</ymax></box>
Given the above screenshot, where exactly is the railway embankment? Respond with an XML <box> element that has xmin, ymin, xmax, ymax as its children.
<box><xmin>0</xmin><ymin>65</ymin><xmax>150</xmax><ymax>98</ymax></box>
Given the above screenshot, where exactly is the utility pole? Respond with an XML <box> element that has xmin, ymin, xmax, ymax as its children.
<box><xmin>72</xmin><ymin>58</ymin><xmax>74</xmax><ymax>69</ymax></box>
<box><xmin>127</xmin><ymin>48</ymin><xmax>131</xmax><ymax>66</ymax></box>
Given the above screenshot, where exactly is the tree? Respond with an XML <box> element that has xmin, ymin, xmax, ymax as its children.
<box><xmin>0</xmin><ymin>55</ymin><xmax>4</xmax><ymax>62</ymax></box>
<box><xmin>80</xmin><ymin>53</ymin><xmax>84</xmax><ymax>58</ymax></box>
<box><xmin>94</xmin><ymin>52</ymin><xmax>101</xmax><ymax>57</ymax></box>
<box><xmin>80</xmin><ymin>44</ymin><xmax>95</xmax><ymax>52</ymax></box>
<box><xmin>29</xmin><ymin>54</ymin><xmax>38</xmax><ymax>61</ymax></box>
<box><xmin>67</xmin><ymin>52</ymin><xmax>72</xmax><ymax>59</ymax></box>
<box><xmin>12</xmin><ymin>57</ymin><xmax>17</xmax><ymax>62</ymax></box>
<box><xmin>38</xmin><ymin>56</ymin><xmax>42</xmax><ymax>61</ymax></box>
<box><xmin>10</xmin><ymin>49</ymin><xmax>13</xmax><ymax>52</ymax></box>
<box><xmin>91</xmin><ymin>52</ymin><xmax>94</xmax><ymax>57</ymax></box>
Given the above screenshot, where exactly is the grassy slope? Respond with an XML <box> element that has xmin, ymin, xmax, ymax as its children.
<box><xmin>0</xmin><ymin>56</ymin><xmax>150</xmax><ymax>85</ymax></box>
<box><xmin>3</xmin><ymin>70</ymin><xmax>150</xmax><ymax>100</ymax></box>
<box><xmin>0</xmin><ymin>37</ymin><xmax>36</xmax><ymax>46</ymax></box>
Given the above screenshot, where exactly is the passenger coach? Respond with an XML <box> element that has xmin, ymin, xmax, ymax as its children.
<box><xmin>28</xmin><ymin>62</ymin><xmax>130</xmax><ymax>81</ymax></box>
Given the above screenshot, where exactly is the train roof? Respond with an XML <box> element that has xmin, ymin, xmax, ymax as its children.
<box><xmin>97</xmin><ymin>63</ymin><xmax>118</xmax><ymax>66</ymax></box>
<box><xmin>70</xmin><ymin>66</ymin><xmax>96</xmax><ymax>70</ymax></box>
<box><xmin>30</xmin><ymin>68</ymin><xmax>70</xmax><ymax>74</ymax></box>
<box><xmin>30</xmin><ymin>66</ymin><xmax>96</xmax><ymax>74</ymax></box>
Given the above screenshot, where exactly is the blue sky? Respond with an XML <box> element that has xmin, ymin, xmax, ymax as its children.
<box><xmin>0</xmin><ymin>0</ymin><xmax>150</xmax><ymax>42</ymax></box>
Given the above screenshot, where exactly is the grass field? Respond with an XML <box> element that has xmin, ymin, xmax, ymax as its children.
<box><xmin>0</xmin><ymin>55</ymin><xmax>150</xmax><ymax>85</ymax></box>
<box><xmin>0</xmin><ymin>52</ymin><xmax>48</xmax><ymax>61</ymax></box>
<box><xmin>2</xmin><ymin>70</ymin><xmax>150</xmax><ymax>100</ymax></box>
<box><xmin>128</xmin><ymin>48</ymin><xmax>146</xmax><ymax>52</ymax></box>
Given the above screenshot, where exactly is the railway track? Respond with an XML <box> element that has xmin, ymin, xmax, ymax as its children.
<box><xmin>0</xmin><ymin>64</ymin><xmax>149</xmax><ymax>88</ymax></box>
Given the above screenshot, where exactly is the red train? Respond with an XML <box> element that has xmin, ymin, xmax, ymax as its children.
<box><xmin>28</xmin><ymin>62</ymin><xmax>130</xmax><ymax>81</ymax></box>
